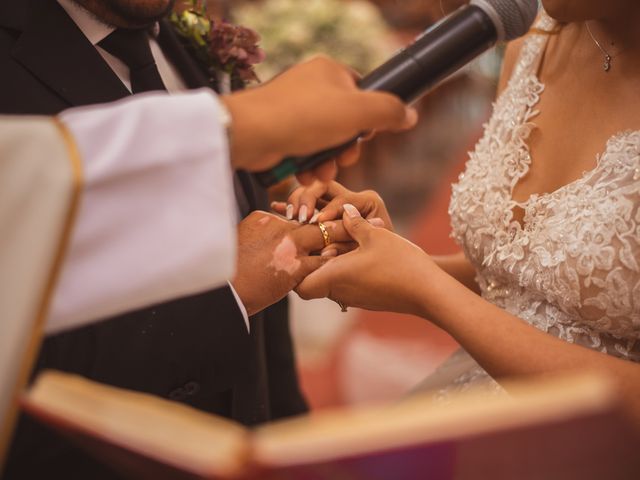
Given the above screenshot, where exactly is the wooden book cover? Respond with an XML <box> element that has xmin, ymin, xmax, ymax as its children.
<box><xmin>22</xmin><ymin>370</ymin><xmax>640</xmax><ymax>480</ymax></box>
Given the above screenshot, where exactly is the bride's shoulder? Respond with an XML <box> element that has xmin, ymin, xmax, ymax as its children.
<box><xmin>496</xmin><ymin>37</ymin><xmax>527</xmax><ymax>95</ymax></box>
<box><xmin>496</xmin><ymin>11</ymin><xmax>555</xmax><ymax>95</ymax></box>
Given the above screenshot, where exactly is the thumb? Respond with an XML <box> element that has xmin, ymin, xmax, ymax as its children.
<box><xmin>342</xmin><ymin>204</ymin><xmax>373</xmax><ymax>246</ymax></box>
<box><xmin>356</xmin><ymin>91</ymin><xmax>418</xmax><ymax>132</ymax></box>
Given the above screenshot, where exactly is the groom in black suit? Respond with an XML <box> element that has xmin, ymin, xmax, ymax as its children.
<box><xmin>0</xmin><ymin>0</ymin><xmax>308</xmax><ymax>477</ymax></box>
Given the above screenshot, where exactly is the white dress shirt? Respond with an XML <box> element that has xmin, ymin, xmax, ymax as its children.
<box><xmin>54</xmin><ymin>0</ymin><xmax>249</xmax><ymax>331</ymax></box>
<box><xmin>57</xmin><ymin>0</ymin><xmax>187</xmax><ymax>93</ymax></box>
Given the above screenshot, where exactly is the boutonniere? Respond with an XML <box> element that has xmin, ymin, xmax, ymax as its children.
<box><xmin>170</xmin><ymin>0</ymin><xmax>265</xmax><ymax>93</ymax></box>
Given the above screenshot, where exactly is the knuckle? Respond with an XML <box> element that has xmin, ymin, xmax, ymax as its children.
<box><xmin>364</xmin><ymin>190</ymin><xmax>385</xmax><ymax>205</ymax></box>
<box><xmin>301</xmin><ymin>192</ymin><xmax>315</xmax><ymax>202</ymax></box>
<box><xmin>313</xmin><ymin>54</ymin><xmax>331</xmax><ymax>67</ymax></box>
<box><xmin>288</xmin><ymin>187</ymin><xmax>303</xmax><ymax>199</ymax></box>
<box><xmin>355</xmin><ymin>222</ymin><xmax>372</xmax><ymax>239</ymax></box>
<box><xmin>296</xmin><ymin>287</ymin><xmax>312</xmax><ymax>300</ymax></box>
<box><xmin>350</xmin><ymin>219</ymin><xmax>365</xmax><ymax>232</ymax></box>
<box><xmin>362</xmin><ymin>189</ymin><xmax>376</xmax><ymax>198</ymax></box>
<box><xmin>248</xmin><ymin>211</ymin><xmax>264</xmax><ymax>222</ymax></box>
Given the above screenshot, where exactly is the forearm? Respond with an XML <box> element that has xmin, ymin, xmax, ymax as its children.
<box><xmin>432</xmin><ymin>251</ymin><xmax>480</xmax><ymax>294</ymax></box>
<box><xmin>416</xmin><ymin>264</ymin><xmax>640</xmax><ymax>420</ymax></box>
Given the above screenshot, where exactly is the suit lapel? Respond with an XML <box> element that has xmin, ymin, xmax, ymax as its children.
<box><xmin>157</xmin><ymin>20</ymin><xmax>261</xmax><ymax>214</ymax></box>
<box><xmin>11</xmin><ymin>0</ymin><xmax>130</xmax><ymax>108</ymax></box>
<box><xmin>157</xmin><ymin>20</ymin><xmax>211</xmax><ymax>90</ymax></box>
<box><xmin>0</xmin><ymin>0</ymin><xmax>28</xmax><ymax>32</ymax></box>
<box><xmin>7</xmin><ymin>1</ymin><xmax>264</xmax><ymax>213</ymax></box>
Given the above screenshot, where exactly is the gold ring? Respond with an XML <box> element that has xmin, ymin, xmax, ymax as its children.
<box><xmin>317</xmin><ymin>221</ymin><xmax>332</xmax><ymax>248</ymax></box>
<box><xmin>337</xmin><ymin>301</ymin><xmax>348</xmax><ymax>313</ymax></box>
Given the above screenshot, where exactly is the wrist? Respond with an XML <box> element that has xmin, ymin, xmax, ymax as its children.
<box><xmin>413</xmin><ymin>259</ymin><xmax>447</xmax><ymax>322</ymax></box>
<box><xmin>230</xmin><ymin>278</ymin><xmax>258</xmax><ymax>317</ymax></box>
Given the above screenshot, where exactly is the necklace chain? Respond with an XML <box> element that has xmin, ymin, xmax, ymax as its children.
<box><xmin>585</xmin><ymin>22</ymin><xmax>613</xmax><ymax>72</ymax></box>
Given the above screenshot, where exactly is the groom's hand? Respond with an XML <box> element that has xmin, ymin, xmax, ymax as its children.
<box><xmin>232</xmin><ymin>211</ymin><xmax>352</xmax><ymax>316</ymax></box>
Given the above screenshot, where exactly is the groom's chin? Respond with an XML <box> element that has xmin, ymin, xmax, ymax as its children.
<box><xmin>80</xmin><ymin>0</ymin><xmax>176</xmax><ymax>28</ymax></box>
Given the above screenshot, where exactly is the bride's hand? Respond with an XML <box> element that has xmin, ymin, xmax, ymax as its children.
<box><xmin>296</xmin><ymin>204</ymin><xmax>432</xmax><ymax>316</ymax></box>
<box><xmin>272</xmin><ymin>180</ymin><xmax>393</xmax><ymax>230</ymax></box>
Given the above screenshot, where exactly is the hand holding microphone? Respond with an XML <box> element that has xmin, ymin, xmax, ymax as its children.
<box><xmin>254</xmin><ymin>0</ymin><xmax>539</xmax><ymax>187</ymax></box>
<box><xmin>222</xmin><ymin>56</ymin><xmax>418</xmax><ymax>179</ymax></box>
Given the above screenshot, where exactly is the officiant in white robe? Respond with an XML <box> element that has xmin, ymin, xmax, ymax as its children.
<box><xmin>0</xmin><ymin>90</ymin><xmax>242</xmax><ymax>462</ymax></box>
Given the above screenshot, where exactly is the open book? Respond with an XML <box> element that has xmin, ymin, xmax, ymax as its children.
<box><xmin>23</xmin><ymin>370</ymin><xmax>640</xmax><ymax>480</ymax></box>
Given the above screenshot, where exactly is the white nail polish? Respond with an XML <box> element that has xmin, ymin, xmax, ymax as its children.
<box><xmin>343</xmin><ymin>203</ymin><xmax>360</xmax><ymax>218</ymax></box>
<box><xmin>309</xmin><ymin>210</ymin><xmax>320</xmax><ymax>224</ymax></box>
<box><xmin>286</xmin><ymin>204</ymin><xmax>294</xmax><ymax>220</ymax></box>
<box><xmin>299</xmin><ymin>205</ymin><xmax>308</xmax><ymax>223</ymax></box>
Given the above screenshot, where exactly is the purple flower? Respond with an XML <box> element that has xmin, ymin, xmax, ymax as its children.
<box><xmin>210</xmin><ymin>21</ymin><xmax>265</xmax><ymax>81</ymax></box>
<box><xmin>170</xmin><ymin>1</ymin><xmax>264</xmax><ymax>90</ymax></box>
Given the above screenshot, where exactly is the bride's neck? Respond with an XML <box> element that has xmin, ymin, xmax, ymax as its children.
<box><xmin>587</xmin><ymin>8</ymin><xmax>640</xmax><ymax>55</ymax></box>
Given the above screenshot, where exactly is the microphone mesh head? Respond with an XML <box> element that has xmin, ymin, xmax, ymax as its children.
<box><xmin>471</xmin><ymin>0</ymin><xmax>539</xmax><ymax>41</ymax></box>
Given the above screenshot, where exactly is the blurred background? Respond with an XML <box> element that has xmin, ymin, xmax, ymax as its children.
<box><xmin>205</xmin><ymin>0</ymin><xmax>503</xmax><ymax>410</ymax></box>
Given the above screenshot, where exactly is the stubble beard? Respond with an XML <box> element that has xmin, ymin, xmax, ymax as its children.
<box><xmin>73</xmin><ymin>0</ymin><xmax>176</xmax><ymax>28</ymax></box>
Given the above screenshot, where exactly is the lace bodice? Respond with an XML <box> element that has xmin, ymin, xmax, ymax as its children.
<box><xmin>448</xmin><ymin>12</ymin><xmax>640</xmax><ymax>367</ymax></box>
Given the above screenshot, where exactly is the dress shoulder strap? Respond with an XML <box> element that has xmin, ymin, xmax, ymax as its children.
<box><xmin>510</xmin><ymin>10</ymin><xmax>557</xmax><ymax>81</ymax></box>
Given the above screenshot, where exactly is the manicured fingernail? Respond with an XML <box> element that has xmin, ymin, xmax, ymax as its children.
<box><xmin>368</xmin><ymin>217</ymin><xmax>385</xmax><ymax>227</ymax></box>
<box><xmin>309</xmin><ymin>210</ymin><xmax>320</xmax><ymax>224</ymax></box>
<box><xmin>343</xmin><ymin>203</ymin><xmax>360</xmax><ymax>218</ymax></box>
<box><xmin>321</xmin><ymin>248</ymin><xmax>337</xmax><ymax>257</ymax></box>
<box><xmin>299</xmin><ymin>205</ymin><xmax>308</xmax><ymax>223</ymax></box>
<box><xmin>286</xmin><ymin>204</ymin><xmax>294</xmax><ymax>220</ymax></box>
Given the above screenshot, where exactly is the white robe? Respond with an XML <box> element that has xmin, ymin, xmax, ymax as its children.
<box><xmin>0</xmin><ymin>90</ymin><xmax>238</xmax><ymax>463</ymax></box>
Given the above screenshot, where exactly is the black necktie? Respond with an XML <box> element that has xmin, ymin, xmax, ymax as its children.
<box><xmin>98</xmin><ymin>28</ymin><xmax>167</xmax><ymax>93</ymax></box>
<box><xmin>101</xmin><ymin>25</ymin><xmax>251</xmax><ymax>217</ymax></box>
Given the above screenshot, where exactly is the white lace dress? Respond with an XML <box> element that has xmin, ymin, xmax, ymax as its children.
<box><xmin>423</xmin><ymin>13</ymin><xmax>640</xmax><ymax>399</ymax></box>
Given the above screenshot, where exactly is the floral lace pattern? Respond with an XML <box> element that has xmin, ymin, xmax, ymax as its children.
<box><xmin>441</xmin><ymin>12</ymin><xmax>640</xmax><ymax>393</ymax></box>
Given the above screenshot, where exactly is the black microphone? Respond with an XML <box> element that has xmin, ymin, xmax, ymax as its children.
<box><xmin>255</xmin><ymin>0</ymin><xmax>538</xmax><ymax>187</ymax></box>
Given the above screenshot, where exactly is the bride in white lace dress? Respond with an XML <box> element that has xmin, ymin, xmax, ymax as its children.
<box><xmin>278</xmin><ymin>0</ymin><xmax>640</xmax><ymax>415</ymax></box>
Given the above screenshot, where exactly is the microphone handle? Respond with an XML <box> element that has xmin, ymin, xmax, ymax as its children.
<box><xmin>252</xmin><ymin>137</ymin><xmax>360</xmax><ymax>188</ymax></box>
<box><xmin>255</xmin><ymin>5</ymin><xmax>496</xmax><ymax>188</ymax></box>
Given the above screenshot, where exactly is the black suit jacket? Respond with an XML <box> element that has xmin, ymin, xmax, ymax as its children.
<box><xmin>0</xmin><ymin>0</ymin><xmax>307</xmax><ymax>477</ymax></box>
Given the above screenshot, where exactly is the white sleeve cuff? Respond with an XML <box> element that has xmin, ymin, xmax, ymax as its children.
<box><xmin>47</xmin><ymin>89</ymin><xmax>238</xmax><ymax>334</ymax></box>
<box><xmin>227</xmin><ymin>281</ymin><xmax>250</xmax><ymax>333</ymax></box>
